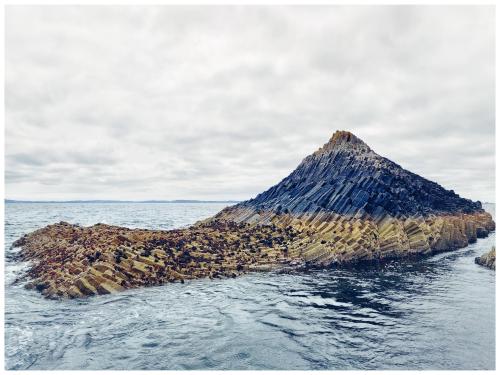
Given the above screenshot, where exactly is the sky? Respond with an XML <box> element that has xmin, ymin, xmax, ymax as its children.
<box><xmin>5</xmin><ymin>6</ymin><xmax>495</xmax><ymax>202</ymax></box>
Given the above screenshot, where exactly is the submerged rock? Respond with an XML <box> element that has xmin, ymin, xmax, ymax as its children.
<box><xmin>13</xmin><ymin>130</ymin><xmax>495</xmax><ymax>298</ymax></box>
<box><xmin>475</xmin><ymin>247</ymin><xmax>495</xmax><ymax>270</ymax></box>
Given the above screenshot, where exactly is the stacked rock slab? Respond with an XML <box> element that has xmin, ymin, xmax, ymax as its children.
<box><xmin>13</xmin><ymin>130</ymin><xmax>495</xmax><ymax>298</ymax></box>
<box><xmin>214</xmin><ymin>131</ymin><xmax>495</xmax><ymax>265</ymax></box>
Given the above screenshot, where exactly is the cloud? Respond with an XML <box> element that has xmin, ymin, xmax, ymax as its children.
<box><xmin>5</xmin><ymin>5</ymin><xmax>495</xmax><ymax>202</ymax></box>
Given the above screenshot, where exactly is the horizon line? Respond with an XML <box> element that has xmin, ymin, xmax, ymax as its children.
<box><xmin>5</xmin><ymin>199</ymin><xmax>241</xmax><ymax>203</ymax></box>
<box><xmin>4</xmin><ymin>199</ymin><xmax>496</xmax><ymax>205</ymax></box>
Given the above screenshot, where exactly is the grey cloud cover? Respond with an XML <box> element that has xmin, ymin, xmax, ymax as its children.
<box><xmin>5</xmin><ymin>6</ymin><xmax>495</xmax><ymax>202</ymax></box>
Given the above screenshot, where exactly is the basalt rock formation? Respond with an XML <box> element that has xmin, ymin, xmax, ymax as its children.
<box><xmin>14</xmin><ymin>221</ymin><xmax>303</xmax><ymax>299</ymax></box>
<box><xmin>475</xmin><ymin>247</ymin><xmax>495</xmax><ymax>270</ymax></box>
<box><xmin>13</xmin><ymin>130</ymin><xmax>495</xmax><ymax>299</ymax></box>
<box><xmin>214</xmin><ymin>131</ymin><xmax>495</xmax><ymax>264</ymax></box>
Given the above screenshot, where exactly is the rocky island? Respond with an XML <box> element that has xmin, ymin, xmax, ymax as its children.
<box><xmin>13</xmin><ymin>131</ymin><xmax>495</xmax><ymax>299</ymax></box>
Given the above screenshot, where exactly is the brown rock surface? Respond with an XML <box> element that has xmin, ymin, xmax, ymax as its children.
<box><xmin>14</xmin><ymin>221</ymin><xmax>304</xmax><ymax>299</ymax></box>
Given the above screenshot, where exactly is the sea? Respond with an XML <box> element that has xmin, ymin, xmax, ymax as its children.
<box><xmin>4</xmin><ymin>202</ymin><xmax>496</xmax><ymax>370</ymax></box>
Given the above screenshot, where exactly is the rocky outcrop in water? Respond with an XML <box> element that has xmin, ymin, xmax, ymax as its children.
<box><xmin>13</xmin><ymin>131</ymin><xmax>495</xmax><ymax>298</ymax></box>
<box><xmin>475</xmin><ymin>247</ymin><xmax>495</xmax><ymax>270</ymax></box>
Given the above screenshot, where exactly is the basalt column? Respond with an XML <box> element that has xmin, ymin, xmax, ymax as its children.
<box><xmin>214</xmin><ymin>131</ymin><xmax>495</xmax><ymax>265</ymax></box>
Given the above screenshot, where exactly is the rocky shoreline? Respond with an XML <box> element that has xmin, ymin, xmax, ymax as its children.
<box><xmin>12</xmin><ymin>131</ymin><xmax>496</xmax><ymax>299</ymax></box>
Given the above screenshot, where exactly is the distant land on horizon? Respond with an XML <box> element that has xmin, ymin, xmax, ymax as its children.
<box><xmin>5</xmin><ymin>199</ymin><xmax>240</xmax><ymax>204</ymax></box>
<box><xmin>5</xmin><ymin>199</ymin><xmax>495</xmax><ymax>205</ymax></box>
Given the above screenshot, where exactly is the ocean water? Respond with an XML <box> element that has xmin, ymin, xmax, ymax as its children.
<box><xmin>4</xmin><ymin>202</ymin><xmax>496</xmax><ymax>370</ymax></box>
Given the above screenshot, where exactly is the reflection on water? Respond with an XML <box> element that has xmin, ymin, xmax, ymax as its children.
<box><xmin>4</xmin><ymin>203</ymin><xmax>496</xmax><ymax>370</ymax></box>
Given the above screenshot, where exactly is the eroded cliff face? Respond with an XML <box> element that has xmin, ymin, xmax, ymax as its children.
<box><xmin>12</xmin><ymin>131</ymin><xmax>495</xmax><ymax>299</ymax></box>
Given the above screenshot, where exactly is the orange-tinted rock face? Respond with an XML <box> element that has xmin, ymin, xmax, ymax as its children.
<box><xmin>12</xmin><ymin>131</ymin><xmax>495</xmax><ymax>298</ymax></box>
<box><xmin>215</xmin><ymin>207</ymin><xmax>494</xmax><ymax>262</ymax></box>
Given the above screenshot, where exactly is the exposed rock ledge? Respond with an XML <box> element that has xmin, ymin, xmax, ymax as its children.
<box><xmin>475</xmin><ymin>247</ymin><xmax>495</xmax><ymax>270</ymax></box>
<box><xmin>12</xmin><ymin>131</ymin><xmax>496</xmax><ymax>299</ymax></box>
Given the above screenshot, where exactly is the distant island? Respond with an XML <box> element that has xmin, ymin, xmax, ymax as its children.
<box><xmin>12</xmin><ymin>131</ymin><xmax>495</xmax><ymax>299</ymax></box>
<box><xmin>5</xmin><ymin>199</ymin><xmax>240</xmax><ymax>204</ymax></box>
